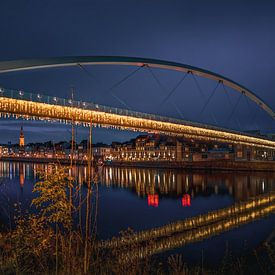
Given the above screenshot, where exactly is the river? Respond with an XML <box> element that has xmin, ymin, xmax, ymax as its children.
<box><xmin>0</xmin><ymin>161</ymin><xmax>274</xmax><ymax>267</ymax></box>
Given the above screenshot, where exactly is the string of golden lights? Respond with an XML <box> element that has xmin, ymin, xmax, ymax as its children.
<box><xmin>0</xmin><ymin>96</ymin><xmax>275</xmax><ymax>149</ymax></box>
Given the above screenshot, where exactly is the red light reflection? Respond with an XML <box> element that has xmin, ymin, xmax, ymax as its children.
<box><xmin>148</xmin><ymin>194</ymin><xmax>159</xmax><ymax>207</ymax></box>
<box><xmin>182</xmin><ymin>194</ymin><xmax>191</xmax><ymax>207</ymax></box>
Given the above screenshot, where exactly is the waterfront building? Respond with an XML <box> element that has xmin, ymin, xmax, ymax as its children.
<box><xmin>109</xmin><ymin>134</ymin><xmax>177</xmax><ymax>161</ymax></box>
<box><xmin>107</xmin><ymin>134</ymin><xmax>236</xmax><ymax>162</ymax></box>
<box><xmin>0</xmin><ymin>131</ymin><xmax>274</xmax><ymax>163</ymax></box>
<box><xmin>19</xmin><ymin>126</ymin><xmax>24</xmax><ymax>147</ymax></box>
<box><xmin>93</xmin><ymin>144</ymin><xmax>111</xmax><ymax>160</ymax></box>
<box><xmin>0</xmin><ymin>146</ymin><xmax>8</xmax><ymax>157</ymax></box>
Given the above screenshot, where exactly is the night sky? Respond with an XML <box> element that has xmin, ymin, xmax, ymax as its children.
<box><xmin>0</xmin><ymin>0</ymin><xmax>274</xmax><ymax>144</ymax></box>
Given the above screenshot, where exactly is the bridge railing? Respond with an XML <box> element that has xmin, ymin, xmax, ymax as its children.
<box><xmin>0</xmin><ymin>86</ymin><xmax>202</xmax><ymax>126</ymax></box>
<box><xmin>0</xmin><ymin>86</ymin><xmax>271</xmax><ymax>140</ymax></box>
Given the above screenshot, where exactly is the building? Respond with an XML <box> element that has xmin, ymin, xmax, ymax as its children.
<box><xmin>107</xmin><ymin>134</ymin><xmax>238</xmax><ymax>162</ymax></box>
<box><xmin>109</xmin><ymin>135</ymin><xmax>177</xmax><ymax>161</ymax></box>
<box><xmin>92</xmin><ymin>143</ymin><xmax>111</xmax><ymax>160</ymax></box>
<box><xmin>0</xmin><ymin>131</ymin><xmax>273</xmax><ymax>162</ymax></box>
<box><xmin>19</xmin><ymin>126</ymin><xmax>24</xmax><ymax>147</ymax></box>
<box><xmin>0</xmin><ymin>146</ymin><xmax>8</xmax><ymax>156</ymax></box>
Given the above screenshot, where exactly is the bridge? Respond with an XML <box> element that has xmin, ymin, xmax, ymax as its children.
<box><xmin>0</xmin><ymin>56</ymin><xmax>274</xmax><ymax>149</ymax></box>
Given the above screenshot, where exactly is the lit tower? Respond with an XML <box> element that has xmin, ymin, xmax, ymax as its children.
<box><xmin>19</xmin><ymin>126</ymin><xmax>25</xmax><ymax>147</ymax></box>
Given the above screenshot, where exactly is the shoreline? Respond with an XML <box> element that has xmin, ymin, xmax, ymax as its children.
<box><xmin>106</xmin><ymin>160</ymin><xmax>275</xmax><ymax>172</ymax></box>
<box><xmin>1</xmin><ymin>156</ymin><xmax>275</xmax><ymax>172</ymax></box>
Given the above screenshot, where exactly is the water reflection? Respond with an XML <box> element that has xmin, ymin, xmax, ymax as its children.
<box><xmin>100</xmin><ymin>193</ymin><xmax>274</xmax><ymax>250</ymax></box>
<box><xmin>0</xmin><ymin>161</ymin><xmax>274</xmax><ymax>203</ymax></box>
<box><xmin>113</xmin><ymin>200</ymin><xmax>274</xmax><ymax>263</ymax></box>
<box><xmin>0</xmin><ymin>161</ymin><xmax>274</xmax><ymax>264</ymax></box>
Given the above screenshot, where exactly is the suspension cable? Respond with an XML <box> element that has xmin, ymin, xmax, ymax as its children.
<box><xmin>105</xmin><ymin>65</ymin><xmax>144</xmax><ymax>109</ymax></box>
<box><xmin>174</xmin><ymin>104</ymin><xmax>185</xmax><ymax>119</ymax></box>
<box><xmin>227</xmin><ymin>91</ymin><xmax>243</xmax><ymax>124</ymax></box>
<box><xmin>160</xmin><ymin>72</ymin><xmax>188</xmax><ymax>106</ymax></box>
<box><xmin>78</xmin><ymin>63</ymin><xmax>101</xmax><ymax>84</ymax></box>
<box><xmin>79</xmin><ymin>63</ymin><xmax>144</xmax><ymax>110</ymax></box>
<box><xmin>190</xmin><ymin>72</ymin><xmax>218</xmax><ymax>125</ymax></box>
<box><xmin>222</xmin><ymin>83</ymin><xmax>242</xmax><ymax>130</ymax></box>
<box><xmin>198</xmin><ymin>81</ymin><xmax>220</xmax><ymax>120</ymax></box>
<box><xmin>145</xmin><ymin>65</ymin><xmax>168</xmax><ymax>94</ymax></box>
<box><xmin>145</xmin><ymin>65</ymin><xmax>186</xmax><ymax>119</ymax></box>
<box><xmin>109</xmin><ymin>92</ymin><xmax>132</xmax><ymax>110</ymax></box>
<box><xmin>250</xmin><ymin>103</ymin><xmax>260</xmax><ymax>130</ymax></box>
<box><xmin>244</xmin><ymin>94</ymin><xmax>259</xmax><ymax>130</ymax></box>
<box><xmin>106</xmin><ymin>65</ymin><xmax>144</xmax><ymax>94</ymax></box>
<box><xmin>190</xmin><ymin>72</ymin><xmax>206</xmax><ymax>99</ymax></box>
<box><xmin>222</xmin><ymin>82</ymin><xmax>233</xmax><ymax>106</ymax></box>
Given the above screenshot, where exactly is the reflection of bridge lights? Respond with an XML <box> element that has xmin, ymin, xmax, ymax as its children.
<box><xmin>182</xmin><ymin>194</ymin><xmax>191</xmax><ymax>207</ymax></box>
<box><xmin>148</xmin><ymin>194</ymin><xmax>159</xmax><ymax>207</ymax></box>
<box><xmin>129</xmin><ymin>171</ymin><xmax>132</xmax><ymax>181</ymax></box>
<box><xmin>19</xmin><ymin>171</ymin><xmax>24</xmax><ymax>187</ymax></box>
<box><xmin>99</xmin><ymin>193</ymin><xmax>275</xmax><ymax>253</ymax></box>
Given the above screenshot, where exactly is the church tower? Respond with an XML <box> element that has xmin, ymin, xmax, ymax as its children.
<box><xmin>19</xmin><ymin>126</ymin><xmax>25</xmax><ymax>147</ymax></box>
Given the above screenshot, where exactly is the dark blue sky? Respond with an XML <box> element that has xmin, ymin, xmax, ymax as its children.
<box><xmin>0</xmin><ymin>0</ymin><xmax>274</xmax><ymax>144</ymax></box>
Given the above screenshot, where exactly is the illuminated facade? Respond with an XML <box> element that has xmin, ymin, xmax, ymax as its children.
<box><xmin>0</xmin><ymin>146</ymin><xmax>8</xmax><ymax>156</ymax></box>
<box><xmin>19</xmin><ymin>126</ymin><xmax>24</xmax><ymax>147</ymax></box>
<box><xmin>110</xmin><ymin>135</ymin><xmax>178</xmax><ymax>161</ymax></box>
<box><xmin>108</xmin><ymin>135</ymin><xmax>230</xmax><ymax>162</ymax></box>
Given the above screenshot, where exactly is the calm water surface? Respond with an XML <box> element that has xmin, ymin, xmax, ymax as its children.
<box><xmin>0</xmin><ymin>161</ymin><xmax>274</xmax><ymax>266</ymax></box>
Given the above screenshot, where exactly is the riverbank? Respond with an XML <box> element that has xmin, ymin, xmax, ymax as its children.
<box><xmin>106</xmin><ymin>159</ymin><xmax>275</xmax><ymax>172</ymax></box>
<box><xmin>0</xmin><ymin>156</ymin><xmax>86</xmax><ymax>165</ymax></box>
<box><xmin>1</xmin><ymin>157</ymin><xmax>275</xmax><ymax>171</ymax></box>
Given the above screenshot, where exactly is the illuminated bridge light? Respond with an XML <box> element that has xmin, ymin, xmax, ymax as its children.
<box><xmin>0</xmin><ymin>87</ymin><xmax>275</xmax><ymax>149</ymax></box>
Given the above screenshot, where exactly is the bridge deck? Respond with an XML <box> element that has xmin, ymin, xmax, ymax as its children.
<box><xmin>0</xmin><ymin>87</ymin><xmax>275</xmax><ymax>149</ymax></box>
